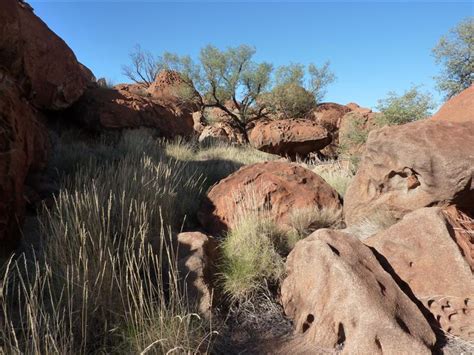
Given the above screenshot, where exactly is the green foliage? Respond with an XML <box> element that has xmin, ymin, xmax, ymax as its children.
<box><xmin>220</xmin><ymin>215</ymin><xmax>285</xmax><ymax>300</ymax></box>
<box><xmin>432</xmin><ymin>17</ymin><xmax>474</xmax><ymax>100</ymax></box>
<box><xmin>158</xmin><ymin>44</ymin><xmax>273</xmax><ymax>126</ymax></box>
<box><xmin>124</xmin><ymin>44</ymin><xmax>335</xmax><ymax>126</ymax></box>
<box><xmin>265</xmin><ymin>82</ymin><xmax>316</xmax><ymax>118</ymax></box>
<box><xmin>376</xmin><ymin>86</ymin><xmax>435</xmax><ymax>125</ymax></box>
<box><xmin>308</xmin><ymin>62</ymin><xmax>337</xmax><ymax>103</ymax></box>
<box><xmin>265</xmin><ymin>62</ymin><xmax>336</xmax><ymax>118</ymax></box>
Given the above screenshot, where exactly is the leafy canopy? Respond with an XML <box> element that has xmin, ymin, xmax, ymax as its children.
<box><xmin>376</xmin><ymin>86</ymin><xmax>436</xmax><ymax>125</ymax></box>
<box><xmin>265</xmin><ymin>62</ymin><xmax>336</xmax><ymax>118</ymax></box>
<box><xmin>432</xmin><ymin>17</ymin><xmax>474</xmax><ymax>100</ymax></box>
<box><xmin>123</xmin><ymin>44</ymin><xmax>335</xmax><ymax>127</ymax></box>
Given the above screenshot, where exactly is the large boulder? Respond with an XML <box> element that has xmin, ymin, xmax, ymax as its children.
<box><xmin>365</xmin><ymin>207</ymin><xmax>474</xmax><ymax>340</ymax></box>
<box><xmin>431</xmin><ymin>85</ymin><xmax>474</xmax><ymax>123</ymax></box>
<box><xmin>0</xmin><ymin>0</ymin><xmax>93</xmax><ymax>110</ymax></box>
<box><xmin>344</xmin><ymin>119</ymin><xmax>474</xmax><ymax>226</ymax></box>
<box><xmin>69</xmin><ymin>83</ymin><xmax>195</xmax><ymax>138</ymax></box>
<box><xmin>338</xmin><ymin>107</ymin><xmax>380</xmax><ymax>159</ymax></box>
<box><xmin>198</xmin><ymin>119</ymin><xmax>247</xmax><ymax>145</ymax></box>
<box><xmin>0</xmin><ymin>71</ymin><xmax>49</xmax><ymax>252</ymax></box>
<box><xmin>306</xmin><ymin>102</ymin><xmax>373</xmax><ymax>158</ymax></box>
<box><xmin>248</xmin><ymin>119</ymin><xmax>330</xmax><ymax>159</ymax></box>
<box><xmin>146</xmin><ymin>70</ymin><xmax>201</xmax><ymax>111</ymax></box>
<box><xmin>306</xmin><ymin>102</ymin><xmax>352</xmax><ymax>132</ymax></box>
<box><xmin>280</xmin><ymin>229</ymin><xmax>436</xmax><ymax>354</ymax></box>
<box><xmin>176</xmin><ymin>232</ymin><xmax>218</xmax><ymax>319</ymax></box>
<box><xmin>198</xmin><ymin>161</ymin><xmax>342</xmax><ymax>236</ymax></box>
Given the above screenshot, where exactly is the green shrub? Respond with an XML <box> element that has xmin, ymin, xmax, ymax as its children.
<box><xmin>433</xmin><ymin>17</ymin><xmax>474</xmax><ymax>100</ymax></box>
<box><xmin>265</xmin><ymin>82</ymin><xmax>316</xmax><ymax>118</ymax></box>
<box><xmin>376</xmin><ymin>86</ymin><xmax>435</xmax><ymax>126</ymax></box>
<box><xmin>220</xmin><ymin>215</ymin><xmax>286</xmax><ymax>301</ymax></box>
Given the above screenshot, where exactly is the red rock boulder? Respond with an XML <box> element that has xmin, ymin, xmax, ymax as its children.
<box><xmin>365</xmin><ymin>207</ymin><xmax>474</xmax><ymax>340</ymax></box>
<box><xmin>176</xmin><ymin>231</ymin><xmax>218</xmax><ymax>318</ymax></box>
<box><xmin>0</xmin><ymin>0</ymin><xmax>94</xmax><ymax>110</ymax></box>
<box><xmin>198</xmin><ymin>119</ymin><xmax>247</xmax><ymax>145</ymax></box>
<box><xmin>248</xmin><ymin>119</ymin><xmax>330</xmax><ymax>159</ymax></box>
<box><xmin>198</xmin><ymin>161</ymin><xmax>342</xmax><ymax>236</ymax></box>
<box><xmin>280</xmin><ymin>229</ymin><xmax>436</xmax><ymax>354</ymax></box>
<box><xmin>69</xmin><ymin>84</ymin><xmax>195</xmax><ymax>138</ymax></box>
<box><xmin>147</xmin><ymin>70</ymin><xmax>201</xmax><ymax>111</ymax></box>
<box><xmin>0</xmin><ymin>71</ymin><xmax>49</xmax><ymax>252</ymax></box>
<box><xmin>306</xmin><ymin>102</ymin><xmax>372</xmax><ymax>158</ymax></box>
<box><xmin>344</xmin><ymin>119</ymin><xmax>474</xmax><ymax>226</ymax></box>
<box><xmin>431</xmin><ymin>85</ymin><xmax>474</xmax><ymax>123</ymax></box>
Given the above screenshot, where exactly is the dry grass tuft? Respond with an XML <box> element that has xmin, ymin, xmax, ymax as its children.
<box><xmin>310</xmin><ymin>160</ymin><xmax>355</xmax><ymax>197</ymax></box>
<box><xmin>0</xmin><ymin>129</ymin><xmax>218</xmax><ymax>354</ymax></box>
<box><xmin>287</xmin><ymin>206</ymin><xmax>343</xmax><ymax>248</ymax></box>
<box><xmin>345</xmin><ymin>209</ymin><xmax>399</xmax><ymax>240</ymax></box>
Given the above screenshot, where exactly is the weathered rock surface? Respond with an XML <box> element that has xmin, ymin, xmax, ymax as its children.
<box><xmin>0</xmin><ymin>0</ymin><xmax>93</xmax><ymax>110</ymax></box>
<box><xmin>365</xmin><ymin>207</ymin><xmax>474</xmax><ymax>340</ymax></box>
<box><xmin>307</xmin><ymin>102</ymin><xmax>372</xmax><ymax>158</ymax></box>
<box><xmin>307</xmin><ymin>102</ymin><xmax>352</xmax><ymax>132</ymax></box>
<box><xmin>248</xmin><ymin>119</ymin><xmax>330</xmax><ymax>159</ymax></box>
<box><xmin>0</xmin><ymin>71</ymin><xmax>49</xmax><ymax>252</ymax></box>
<box><xmin>344</xmin><ymin>119</ymin><xmax>474</xmax><ymax>226</ymax></box>
<box><xmin>69</xmin><ymin>83</ymin><xmax>195</xmax><ymax>138</ymax></box>
<box><xmin>199</xmin><ymin>119</ymin><xmax>247</xmax><ymax>145</ymax></box>
<box><xmin>146</xmin><ymin>70</ymin><xmax>201</xmax><ymax>111</ymax></box>
<box><xmin>280</xmin><ymin>229</ymin><xmax>436</xmax><ymax>354</ymax></box>
<box><xmin>432</xmin><ymin>85</ymin><xmax>474</xmax><ymax>123</ymax></box>
<box><xmin>176</xmin><ymin>232</ymin><xmax>218</xmax><ymax>318</ymax></box>
<box><xmin>198</xmin><ymin>161</ymin><xmax>342</xmax><ymax>236</ymax></box>
<box><xmin>338</xmin><ymin>107</ymin><xmax>380</xmax><ymax>158</ymax></box>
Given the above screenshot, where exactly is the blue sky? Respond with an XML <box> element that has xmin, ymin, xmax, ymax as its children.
<box><xmin>31</xmin><ymin>1</ymin><xmax>472</xmax><ymax>109</ymax></box>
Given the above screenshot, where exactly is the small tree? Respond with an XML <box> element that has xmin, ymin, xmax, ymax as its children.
<box><xmin>122</xmin><ymin>45</ymin><xmax>160</xmax><ymax>88</ymax></box>
<box><xmin>376</xmin><ymin>86</ymin><xmax>435</xmax><ymax>126</ymax></box>
<box><xmin>154</xmin><ymin>45</ymin><xmax>272</xmax><ymax>132</ymax></box>
<box><xmin>265</xmin><ymin>62</ymin><xmax>336</xmax><ymax>118</ymax></box>
<box><xmin>123</xmin><ymin>44</ymin><xmax>336</xmax><ymax>136</ymax></box>
<box><xmin>432</xmin><ymin>18</ymin><xmax>474</xmax><ymax>100</ymax></box>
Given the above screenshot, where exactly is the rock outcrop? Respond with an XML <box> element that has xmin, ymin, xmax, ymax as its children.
<box><xmin>177</xmin><ymin>232</ymin><xmax>218</xmax><ymax>318</ymax></box>
<box><xmin>199</xmin><ymin>119</ymin><xmax>247</xmax><ymax>145</ymax></box>
<box><xmin>306</xmin><ymin>103</ymin><xmax>352</xmax><ymax>158</ymax></box>
<box><xmin>0</xmin><ymin>0</ymin><xmax>93</xmax><ymax>110</ymax></box>
<box><xmin>0</xmin><ymin>1</ymin><xmax>94</xmax><ymax>252</ymax></box>
<box><xmin>248</xmin><ymin>119</ymin><xmax>330</xmax><ymax>159</ymax></box>
<box><xmin>69</xmin><ymin>83</ymin><xmax>196</xmax><ymax>138</ymax></box>
<box><xmin>280</xmin><ymin>229</ymin><xmax>436</xmax><ymax>354</ymax></box>
<box><xmin>344</xmin><ymin>119</ymin><xmax>474</xmax><ymax>225</ymax></box>
<box><xmin>365</xmin><ymin>207</ymin><xmax>474</xmax><ymax>340</ymax></box>
<box><xmin>198</xmin><ymin>161</ymin><xmax>342</xmax><ymax>236</ymax></box>
<box><xmin>431</xmin><ymin>85</ymin><xmax>474</xmax><ymax>123</ymax></box>
<box><xmin>0</xmin><ymin>72</ymin><xmax>49</xmax><ymax>252</ymax></box>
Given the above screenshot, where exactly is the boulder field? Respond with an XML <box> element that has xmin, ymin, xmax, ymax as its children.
<box><xmin>1</xmin><ymin>1</ymin><xmax>473</xmax><ymax>352</ymax></box>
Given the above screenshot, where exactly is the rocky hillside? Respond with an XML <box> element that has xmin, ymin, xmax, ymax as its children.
<box><xmin>1</xmin><ymin>1</ymin><xmax>473</xmax><ymax>354</ymax></box>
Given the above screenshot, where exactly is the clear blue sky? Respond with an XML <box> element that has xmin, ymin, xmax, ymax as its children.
<box><xmin>31</xmin><ymin>1</ymin><xmax>472</xmax><ymax>109</ymax></box>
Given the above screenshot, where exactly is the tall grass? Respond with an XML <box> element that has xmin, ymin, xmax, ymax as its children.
<box><xmin>219</xmin><ymin>215</ymin><xmax>286</xmax><ymax>301</ymax></box>
<box><xmin>0</xmin><ymin>130</ymin><xmax>216</xmax><ymax>354</ymax></box>
<box><xmin>310</xmin><ymin>160</ymin><xmax>355</xmax><ymax>197</ymax></box>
